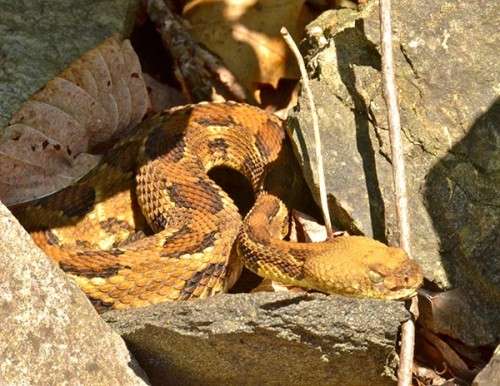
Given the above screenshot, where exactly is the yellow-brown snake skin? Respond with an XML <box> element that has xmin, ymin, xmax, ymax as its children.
<box><xmin>13</xmin><ymin>102</ymin><xmax>422</xmax><ymax>310</ymax></box>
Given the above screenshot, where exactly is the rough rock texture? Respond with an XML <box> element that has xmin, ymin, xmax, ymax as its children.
<box><xmin>473</xmin><ymin>345</ymin><xmax>500</xmax><ymax>386</ymax></box>
<box><xmin>0</xmin><ymin>0</ymin><xmax>140</xmax><ymax>127</ymax></box>
<box><xmin>288</xmin><ymin>0</ymin><xmax>499</xmax><ymax>345</ymax></box>
<box><xmin>0</xmin><ymin>202</ymin><xmax>149</xmax><ymax>385</ymax></box>
<box><xmin>104</xmin><ymin>292</ymin><xmax>409</xmax><ymax>386</ymax></box>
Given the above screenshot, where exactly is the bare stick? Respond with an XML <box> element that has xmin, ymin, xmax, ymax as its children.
<box><xmin>281</xmin><ymin>27</ymin><xmax>333</xmax><ymax>238</ymax></box>
<box><xmin>398</xmin><ymin>318</ymin><xmax>416</xmax><ymax>386</ymax></box>
<box><xmin>379</xmin><ymin>1</ymin><xmax>416</xmax><ymax>385</ymax></box>
<box><xmin>379</xmin><ymin>0</ymin><xmax>410</xmax><ymax>253</ymax></box>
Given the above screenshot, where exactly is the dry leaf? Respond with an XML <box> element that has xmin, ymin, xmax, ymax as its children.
<box><xmin>122</xmin><ymin>40</ymin><xmax>151</xmax><ymax>131</ymax></box>
<box><xmin>291</xmin><ymin>208</ymin><xmax>328</xmax><ymax>242</ymax></box>
<box><xmin>417</xmin><ymin>328</ymin><xmax>477</xmax><ymax>382</ymax></box>
<box><xmin>183</xmin><ymin>0</ymin><xmax>313</xmax><ymax>102</ymax></box>
<box><xmin>418</xmin><ymin>288</ymin><xmax>485</xmax><ymax>343</ymax></box>
<box><xmin>99</xmin><ymin>38</ymin><xmax>133</xmax><ymax>135</ymax></box>
<box><xmin>143</xmin><ymin>73</ymin><xmax>188</xmax><ymax>113</ymax></box>
<box><xmin>413</xmin><ymin>363</ymin><xmax>450</xmax><ymax>386</ymax></box>
<box><xmin>250</xmin><ymin>278</ymin><xmax>306</xmax><ymax>294</ymax></box>
<box><xmin>1</xmin><ymin>36</ymin><xmax>150</xmax><ymax>206</ymax></box>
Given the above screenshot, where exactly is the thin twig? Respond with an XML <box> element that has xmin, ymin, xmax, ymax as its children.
<box><xmin>280</xmin><ymin>27</ymin><xmax>333</xmax><ymax>238</ymax></box>
<box><xmin>379</xmin><ymin>0</ymin><xmax>410</xmax><ymax>253</ymax></box>
<box><xmin>398</xmin><ymin>320</ymin><xmax>416</xmax><ymax>386</ymax></box>
<box><xmin>379</xmin><ymin>1</ymin><xmax>416</xmax><ymax>385</ymax></box>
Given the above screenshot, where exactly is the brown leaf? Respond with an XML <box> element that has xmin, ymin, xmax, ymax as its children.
<box><xmin>99</xmin><ymin>38</ymin><xmax>132</xmax><ymax>135</ymax></box>
<box><xmin>250</xmin><ymin>278</ymin><xmax>303</xmax><ymax>294</ymax></box>
<box><xmin>10</xmin><ymin>101</ymin><xmax>88</xmax><ymax>155</ymax></box>
<box><xmin>31</xmin><ymin>77</ymin><xmax>111</xmax><ymax>146</ymax></box>
<box><xmin>418</xmin><ymin>288</ymin><xmax>488</xmax><ymax>343</ymax></box>
<box><xmin>143</xmin><ymin>73</ymin><xmax>188</xmax><ymax>113</ymax></box>
<box><xmin>1</xmin><ymin>36</ymin><xmax>150</xmax><ymax>206</ymax></box>
<box><xmin>122</xmin><ymin>40</ymin><xmax>150</xmax><ymax>131</ymax></box>
<box><xmin>63</xmin><ymin>41</ymin><xmax>120</xmax><ymax>138</ymax></box>
<box><xmin>417</xmin><ymin>328</ymin><xmax>477</xmax><ymax>382</ymax></box>
<box><xmin>413</xmin><ymin>362</ymin><xmax>450</xmax><ymax>386</ymax></box>
<box><xmin>290</xmin><ymin>209</ymin><xmax>328</xmax><ymax>242</ymax></box>
<box><xmin>183</xmin><ymin>0</ymin><xmax>313</xmax><ymax>102</ymax></box>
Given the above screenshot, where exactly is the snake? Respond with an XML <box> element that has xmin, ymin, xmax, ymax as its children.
<box><xmin>13</xmin><ymin>102</ymin><xmax>423</xmax><ymax>310</ymax></box>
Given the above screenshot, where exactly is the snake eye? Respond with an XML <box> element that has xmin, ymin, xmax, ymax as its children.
<box><xmin>368</xmin><ymin>270</ymin><xmax>384</xmax><ymax>284</ymax></box>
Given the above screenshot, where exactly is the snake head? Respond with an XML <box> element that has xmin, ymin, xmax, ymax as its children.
<box><xmin>365</xmin><ymin>246</ymin><xmax>423</xmax><ymax>300</ymax></box>
<box><xmin>303</xmin><ymin>236</ymin><xmax>423</xmax><ymax>300</ymax></box>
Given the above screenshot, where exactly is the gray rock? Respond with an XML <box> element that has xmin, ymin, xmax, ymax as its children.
<box><xmin>0</xmin><ymin>0</ymin><xmax>140</xmax><ymax>127</ymax></box>
<box><xmin>473</xmin><ymin>345</ymin><xmax>500</xmax><ymax>386</ymax></box>
<box><xmin>104</xmin><ymin>292</ymin><xmax>410</xmax><ymax>386</ymax></box>
<box><xmin>288</xmin><ymin>0</ymin><xmax>499</xmax><ymax>345</ymax></box>
<box><xmin>0</xmin><ymin>202</ymin><xmax>149</xmax><ymax>385</ymax></box>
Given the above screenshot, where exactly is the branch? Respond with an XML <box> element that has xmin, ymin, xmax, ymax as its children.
<box><xmin>379</xmin><ymin>0</ymin><xmax>410</xmax><ymax>253</ymax></box>
<box><xmin>280</xmin><ymin>27</ymin><xmax>333</xmax><ymax>238</ymax></box>
<box><xmin>147</xmin><ymin>0</ymin><xmax>246</xmax><ymax>102</ymax></box>
<box><xmin>379</xmin><ymin>1</ymin><xmax>417</xmax><ymax>385</ymax></box>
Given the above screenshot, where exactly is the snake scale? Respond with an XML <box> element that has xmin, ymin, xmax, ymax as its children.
<box><xmin>13</xmin><ymin>102</ymin><xmax>423</xmax><ymax>310</ymax></box>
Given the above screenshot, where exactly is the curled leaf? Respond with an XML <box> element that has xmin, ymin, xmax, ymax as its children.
<box><xmin>183</xmin><ymin>0</ymin><xmax>312</xmax><ymax>101</ymax></box>
<box><xmin>1</xmin><ymin>36</ymin><xmax>150</xmax><ymax>206</ymax></box>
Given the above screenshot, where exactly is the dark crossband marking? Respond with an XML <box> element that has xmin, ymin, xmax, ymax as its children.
<box><xmin>179</xmin><ymin>262</ymin><xmax>226</xmax><ymax>299</ymax></box>
<box><xmin>41</xmin><ymin>185</ymin><xmax>96</xmax><ymax>218</ymax></box>
<box><xmin>255</xmin><ymin>135</ymin><xmax>273</xmax><ymax>159</ymax></box>
<box><xmin>99</xmin><ymin>218</ymin><xmax>134</xmax><ymax>233</ymax></box>
<box><xmin>195</xmin><ymin>115</ymin><xmax>236</xmax><ymax>127</ymax></box>
<box><xmin>59</xmin><ymin>261</ymin><xmax>128</xmax><ymax>279</ymax></box>
<box><xmin>150</xmin><ymin>212</ymin><xmax>169</xmax><ymax>229</ymax></box>
<box><xmin>45</xmin><ymin>230</ymin><xmax>60</xmax><ymax>246</ymax></box>
<box><xmin>144</xmin><ymin>127</ymin><xmax>185</xmax><ymax>162</ymax></box>
<box><xmin>208</xmin><ymin>138</ymin><xmax>229</xmax><ymax>158</ymax></box>
<box><xmin>166</xmin><ymin>183</ymin><xmax>192</xmax><ymax>208</ymax></box>
<box><xmin>162</xmin><ymin>227</ymin><xmax>217</xmax><ymax>258</ymax></box>
<box><xmin>196</xmin><ymin>179</ymin><xmax>224</xmax><ymax>214</ymax></box>
<box><xmin>162</xmin><ymin>225</ymin><xmax>192</xmax><ymax>248</ymax></box>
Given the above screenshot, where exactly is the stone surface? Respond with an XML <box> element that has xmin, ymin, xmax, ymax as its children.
<box><xmin>473</xmin><ymin>344</ymin><xmax>500</xmax><ymax>386</ymax></box>
<box><xmin>104</xmin><ymin>292</ymin><xmax>410</xmax><ymax>386</ymax></box>
<box><xmin>0</xmin><ymin>0</ymin><xmax>140</xmax><ymax>127</ymax></box>
<box><xmin>288</xmin><ymin>0</ymin><xmax>499</xmax><ymax>345</ymax></box>
<box><xmin>0</xmin><ymin>202</ymin><xmax>149</xmax><ymax>385</ymax></box>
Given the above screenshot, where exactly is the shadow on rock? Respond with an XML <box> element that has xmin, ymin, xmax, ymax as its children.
<box><xmin>333</xmin><ymin>20</ymin><xmax>387</xmax><ymax>242</ymax></box>
<box><xmin>424</xmin><ymin>98</ymin><xmax>500</xmax><ymax>344</ymax></box>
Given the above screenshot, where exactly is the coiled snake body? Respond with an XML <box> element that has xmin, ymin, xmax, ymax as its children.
<box><xmin>14</xmin><ymin>102</ymin><xmax>422</xmax><ymax>310</ymax></box>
